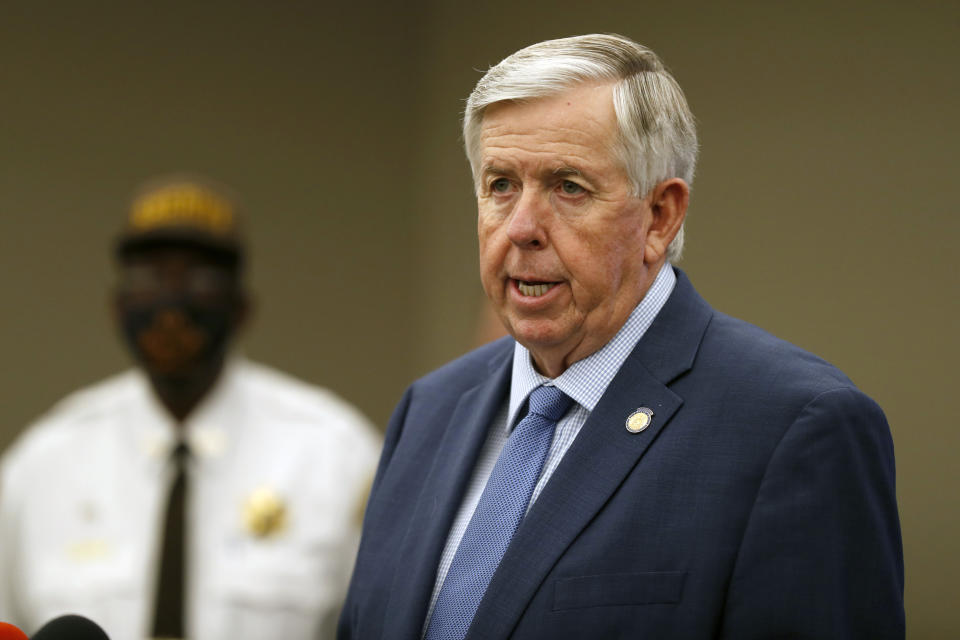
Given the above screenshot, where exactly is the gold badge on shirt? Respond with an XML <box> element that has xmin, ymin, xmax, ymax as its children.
<box><xmin>242</xmin><ymin>487</ymin><xmax>287</xmax><ymax>538</ymax></box>
<box><xmin>66</xmin><ymin>538</ymin><xmax>111</xmax><ymax>562</ymax></box>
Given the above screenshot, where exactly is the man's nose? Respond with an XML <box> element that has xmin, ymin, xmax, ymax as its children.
<box><xmin>153</xmin><ymin>308</ymin><xmax>190</xmax><ymax>330</ymax></box>
<box><xmin>506</xmin><ymin>190</ymin><xmax>549</xmax><ymax>249</ymax></box>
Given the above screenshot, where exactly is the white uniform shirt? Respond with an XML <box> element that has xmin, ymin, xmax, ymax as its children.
<box><xmin>0</xmin><ymin>358</ymin><xmax>381</xmax><ymax>640</ymax></box>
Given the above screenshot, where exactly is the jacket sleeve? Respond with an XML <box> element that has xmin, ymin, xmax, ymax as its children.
<box><xmin>337</xmin><ymin>385</ymin><xmax>414</xmax><ymax>640</ymax></box>
<box><xmin>720</xmin><ymin>386</ymin><xmax>904</xmax><ymax>639</ymax></box>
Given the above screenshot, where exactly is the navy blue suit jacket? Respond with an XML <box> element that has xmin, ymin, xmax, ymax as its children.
<box><xmin>340</xmin><ymin>269</ymin><xmax>904</xmax><ymax>639</ymax></box>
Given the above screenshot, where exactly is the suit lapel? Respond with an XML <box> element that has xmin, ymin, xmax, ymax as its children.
<box><xmin>467</xmin><ymin>269</ymin><xmax>713</xmax><ymax>639</ymax></box>
<box><xmin>381</xmin><ymin>344</ymin><xmax>513</xmax><ymax>640</ymax></box>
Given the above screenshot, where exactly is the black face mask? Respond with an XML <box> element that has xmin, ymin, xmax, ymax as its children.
<box><xmin>120</xmin><ymin>296</ymin><xmax>234</xmax><ymax>380</ymax></box>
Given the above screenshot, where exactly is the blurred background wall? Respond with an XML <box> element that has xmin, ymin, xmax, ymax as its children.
<box><xmin>0</xmin><ymin>1</ymin><xmax>956</xmax><ymax>635</ymax></box>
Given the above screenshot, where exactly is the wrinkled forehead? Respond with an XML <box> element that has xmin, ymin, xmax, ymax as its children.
<box><xmin>477</xmin><ymin>84</ymin><xmax>622</xmax><ymax>167</ymax></box>
<box><xmin>478</xmin><ymin>80</ymin><xmax>617</xmax><ymax>127</ymax></box>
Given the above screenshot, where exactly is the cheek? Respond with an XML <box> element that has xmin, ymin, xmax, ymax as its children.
<box><xmin>565</xmin><ymin>236</ymin><xmax>641</xmax><ymax>301</ymax></box>
<box><xmin>478</xmin><ymin>218</ymin><xmax>506</xmax><ymax>267</ymax></box>
<box><xmin>477</xmin><ymin>206</ymin><xmax>502</xmax><ymax>239</ymax></box>
<box><xmin>558</xmin><ymin>229</ymin><xmax>615</xmax><ymax>280</ymax></box>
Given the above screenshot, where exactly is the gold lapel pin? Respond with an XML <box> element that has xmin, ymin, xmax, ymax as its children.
<box><xmin>625</xmin><ymin>407</ymin><xmax>654</xmax><ymax>433</ymax></box>
<box><xmin>242</xmin><ymin>487</ymin><xmax>288</xmax><ymax>538</ymax></box>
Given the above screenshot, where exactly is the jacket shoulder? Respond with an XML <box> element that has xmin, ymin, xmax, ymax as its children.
<box><xmin>412</xmin><ymin>336</ymin><xmax>514</xmax><ymax>397</ymax></box>
<box><xmin>701</xmin><ymin>311</ymin><xmax>857</xmax><ymax>397</ymax></box>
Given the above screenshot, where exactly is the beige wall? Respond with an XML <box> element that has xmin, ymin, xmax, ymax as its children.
<box><xmin>0</xmin><ymin>3</ymin><xmax>429</xmax><ymax>433</ymax></box>
<box><xmin>1</xmin><ymin>1</ymin><xmax>957</xmax><ymax>635</ymax></box>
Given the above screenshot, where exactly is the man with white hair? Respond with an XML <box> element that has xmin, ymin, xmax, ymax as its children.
<box><xmin>339</xmin><ymin>34</ymin><xmax>904</xmax><ymax>639</ymax></box>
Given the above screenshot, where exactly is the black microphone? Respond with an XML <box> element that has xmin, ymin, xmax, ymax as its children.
<box><xmin>30</xmin><ymin>615</ymin><xmax>110</xmax><ymax>640</ymax></box>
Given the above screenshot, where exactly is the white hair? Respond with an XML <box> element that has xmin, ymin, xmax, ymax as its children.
<box><xmin>463</xmin><ymin>34</ymin><xmax>698</xmax><ymax>262</ymax></box>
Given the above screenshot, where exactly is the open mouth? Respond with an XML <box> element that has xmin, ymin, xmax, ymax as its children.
<box><xmin>515</xmin><ymin>279</ymin><xmax>558</xmax><ymax>297</ymax></box>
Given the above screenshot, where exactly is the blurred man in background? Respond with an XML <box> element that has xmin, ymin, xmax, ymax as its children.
<box><xmin>0</xmin><ymin>175</ymin><xmax>380</xmax><ymax>639</ymax></box>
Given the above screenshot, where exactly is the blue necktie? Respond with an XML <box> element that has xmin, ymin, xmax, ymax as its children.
<box><xmin>425</xmin><ymin>385</ymin><xmax>573</xmax><ymax>640</ymax></box>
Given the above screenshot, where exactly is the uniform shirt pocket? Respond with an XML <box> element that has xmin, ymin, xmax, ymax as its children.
<box><xmin>205</xmin><ymin>562</ymin><xmax>330</xmax><ymax>640</ymax></box>
<box><xmin>552</xmin><ymin>571</ymin><xmax>687</xmax><ymax>611</ymax></box>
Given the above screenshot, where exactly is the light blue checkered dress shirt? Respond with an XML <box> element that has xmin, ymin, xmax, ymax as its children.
<box><xmin>423</xmin><ymin>264</ymin><xmax>677</xmax><ymax>631</ymax></box>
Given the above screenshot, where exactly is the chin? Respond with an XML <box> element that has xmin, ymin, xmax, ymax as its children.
<box><xmin>148</xmin><ymin>367</ymin><xmax>195</xmax><ymax>386</ymax></box>
<box><xmin>509</xmin><ymin>321</ymin><xmax>569</xmax><ymax>353</ymax></box>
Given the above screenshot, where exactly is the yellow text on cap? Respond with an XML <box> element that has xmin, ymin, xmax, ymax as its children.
<box><xmin>130</xmin><ymin>184</ymin><xmax>235</xmax><ymax>235</ymax></box>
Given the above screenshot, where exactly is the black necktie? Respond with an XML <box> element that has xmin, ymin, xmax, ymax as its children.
<box><xmin>151</xmin><ymin>440</ymin><xmax>189</xmax><ymax>639</ymax></box>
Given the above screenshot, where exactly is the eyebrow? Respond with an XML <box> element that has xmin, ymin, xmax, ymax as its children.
<box><xmin>552</xmin><ymin>166</ymin><xmax>583</xmax><ymax>179</ymax></box>
<box><xmin>480</xmin><ymin>164</ymin><xmax>511</xmax><ymax>178</ymax></box>
<box><xmin>480</xmin><ymin>164</ymin><xmax>586</xmax><ymax>178</ymax></box>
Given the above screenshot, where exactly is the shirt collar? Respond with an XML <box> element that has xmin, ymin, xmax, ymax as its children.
<box><xmin>137</xmin><ymin>356</ymin><xmax>243</xmax><ymax>460</ymax></box>
<box><xmin>507</xmin><ymin>264</ymin><xmax>676</xmax><ymax>432</ymax></box>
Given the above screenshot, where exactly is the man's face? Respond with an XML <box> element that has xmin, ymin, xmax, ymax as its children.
<box><xmin>114</xmin><ymin>245</ymin><xmax>245</xmax><ymax>381</ymax></box>
<box><xmin>477</xmin><ymin>83</ymin><xmax>660</xmax><ymax>377</ymax></box>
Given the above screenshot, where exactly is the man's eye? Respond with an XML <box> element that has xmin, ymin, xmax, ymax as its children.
<box><xmin>186</xmin><ymin>268</ymin><xmax>230</xmax><ymax>297</ymax></box>
<box><xmin>561</xmin><ymin>180</ymin><xmax>584</xmax><ymax>195</ymax></box>
<box><xmin>491</xmin><ymin>178</ymin><xmax>512</xmax><ymax>193</ymax></box>
<box><xmin>120</xmin><ymin>268</ymin><xmax>161</xmax><ymax>294</ymax></box>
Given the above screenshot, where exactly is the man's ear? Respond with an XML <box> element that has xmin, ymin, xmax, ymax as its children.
<box><xmin>644</xmin><ymin>178</ymin><xmax>690</xmax><ymax>265</ymax></box>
